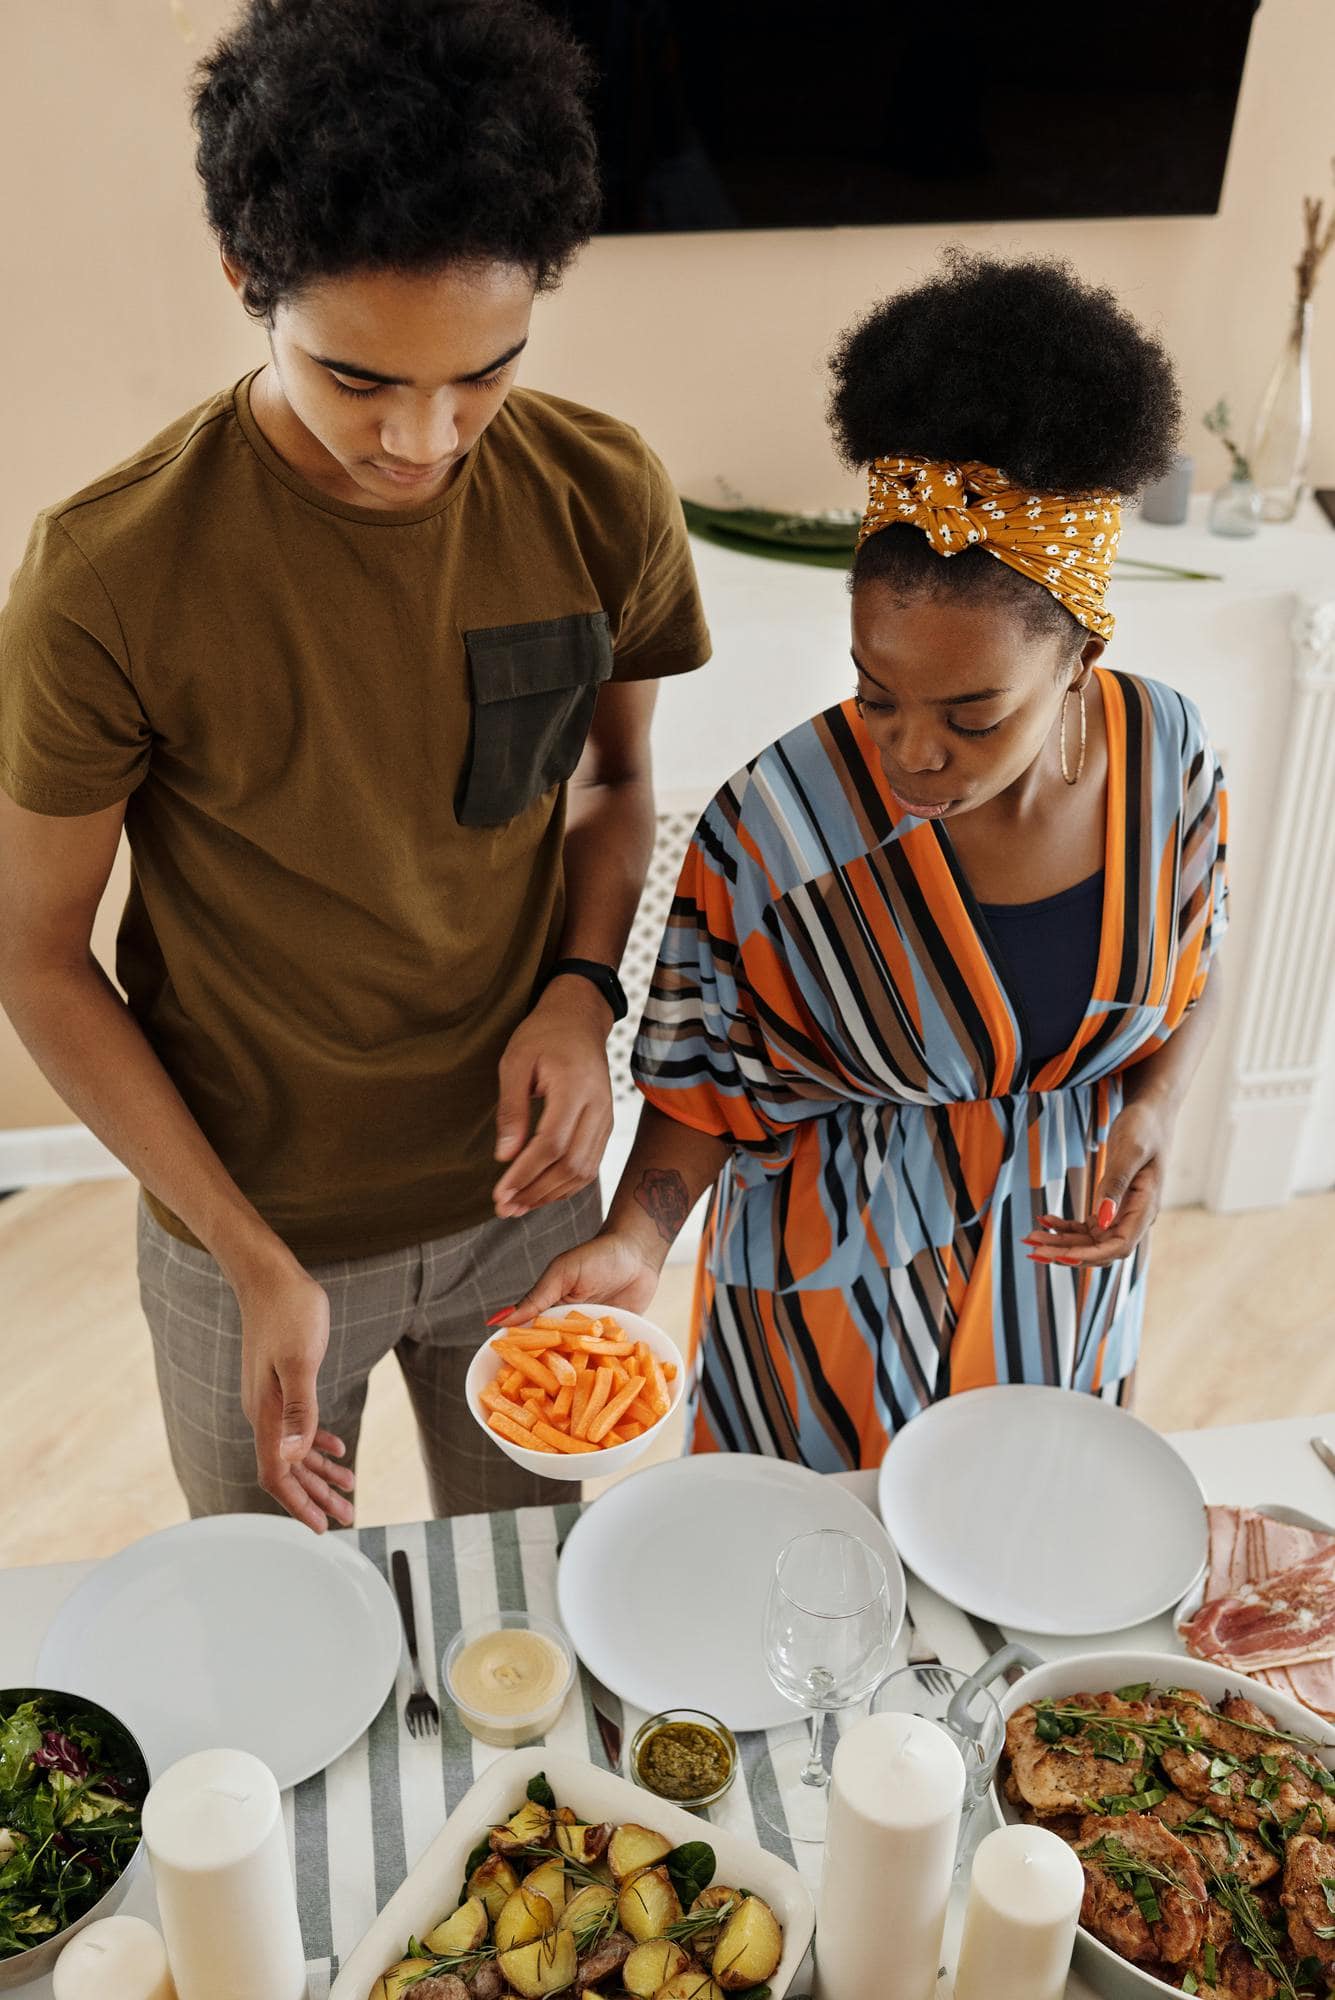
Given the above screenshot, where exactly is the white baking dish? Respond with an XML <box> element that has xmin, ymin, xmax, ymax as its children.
<box><xmin>329</xmin><ymin>1745</ymin><xmax>816</xmax><ymax>1999</ymax></box>
<box><xmin>974</xmin><ymin>1646</ymin><xmax>1335</xmax><ymax>2000</ymax></box>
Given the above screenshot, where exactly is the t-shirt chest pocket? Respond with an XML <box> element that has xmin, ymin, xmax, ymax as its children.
<box><xmin>457</xmin><ymin>612</ymin><xmax>614</xmax><ymax>827</ymax></box>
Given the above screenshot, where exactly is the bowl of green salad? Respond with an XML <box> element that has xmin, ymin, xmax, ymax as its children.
<box><xmin>0</xmin><ymin>1687</ymin><xmax>149</xmax><ymax>1988</ymax></box>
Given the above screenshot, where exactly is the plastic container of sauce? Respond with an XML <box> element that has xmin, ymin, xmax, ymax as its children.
<box><xmin>629</xmin><ymin>1708</ymin><xmax>738</xmax><ymax>1810</ymax></box>
<box><xmin>442</xmin><ymin>1610</ymin><xmax>576</xmax><ymax>1748</ymax></box>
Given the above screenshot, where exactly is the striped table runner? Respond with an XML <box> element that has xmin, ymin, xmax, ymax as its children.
<box><xmin>288</xmin><ymin>1500</ymin><xmax>1016</xmax><ymax>1997</ymax></box>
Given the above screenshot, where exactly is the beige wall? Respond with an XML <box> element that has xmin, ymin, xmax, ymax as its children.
<box><xmin>3</xmin><ymin>0</ymin><xmax>1333</xmax><ymax>1130</ymax></box>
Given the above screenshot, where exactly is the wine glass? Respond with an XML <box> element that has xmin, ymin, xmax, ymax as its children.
<box><xmin>758</xmin><ymin>1529</ymin><xmax>895</xmax><ymax>1843</ymax></box>
<box><xmin>871</xmin><ymin>1664</ymin><xmax>1005</xmax><ymax>1870</ymax></box>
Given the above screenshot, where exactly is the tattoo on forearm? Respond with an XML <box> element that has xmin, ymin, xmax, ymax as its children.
<box><xmin>636</xmin><ymin>1168</ymin><xmax>690</xmax><ymax>1244</ymax></box>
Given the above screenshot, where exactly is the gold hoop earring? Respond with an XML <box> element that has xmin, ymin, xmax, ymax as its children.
<box><xmin>1060</xmin><ymin>681</ymin><xmax>1087</xmax><ymax>786</ymax></box>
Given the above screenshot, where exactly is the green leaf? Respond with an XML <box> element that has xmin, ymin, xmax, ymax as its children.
<box><xmin>664</xmin><ymin>1840</ymin><xmax>716</xmax><ymax>1908</ymax></box>
<box><xmin>1203</xmin><ymin>1940</ymin><xmax>1217</xmax><ymax>1983</ymax></box>
<box><xmin>1116</xmin><ymin>1682</ymin><xmax>1152</xmax><ymax>1701</ymax></box>
<box><xmin>1320</xmin><ymin>1878</ymin><xmax>1335</xmax><ymax>1914</ymax></box>
<box><xmin>525</xmin><ymin>1773</ymin><xmax>556</xmax><ymax>1810</ymax></box>
<box><xmin>1181</xmin><ymin>1976</ymin><xmax>1198</xmax><ymax>1995</ymax></box>
<box><xmin>0</xmin><ymin>1707</ymin><xmax>42</xmax><ymax>1790</ymax></box>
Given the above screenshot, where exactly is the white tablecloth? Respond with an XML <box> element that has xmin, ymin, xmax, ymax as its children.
<box><xmin>3</xmin><ymin>1410</ymin><xmax>1333</xmax><ymax>1998</ymax></box>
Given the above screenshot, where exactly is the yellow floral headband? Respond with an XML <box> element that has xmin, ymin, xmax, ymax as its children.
<box><xmin>858</xmin><ymin>455</ymin><xmax>1121</xmax><ymax>640</ymax></box>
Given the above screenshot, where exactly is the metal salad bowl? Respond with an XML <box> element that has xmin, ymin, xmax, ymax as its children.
<box><xmin>0</xmin><ymin>1686</ymin><xmax>150</xmax><ymax>1990</ymax></box>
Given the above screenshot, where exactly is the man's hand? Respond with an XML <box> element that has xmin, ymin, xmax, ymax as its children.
<box><xmin>235</xmin><ymin>1255</ymin><xmax>355</xmax><ymax>1532</ymax></box>
<box><xmin>1023</xmin><ymin>1100</ymin><xmax>1174</xmax><ymax>1268</ymax></box>
<box><xmin>492</xmin><ymin>976</ymin><xmax>615</xmax><ymax>1218</ymax></box>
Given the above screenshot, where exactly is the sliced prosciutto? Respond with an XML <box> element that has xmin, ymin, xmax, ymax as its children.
<box><xmin>1180</xmin><ymin>1510</ymin><xmax>1335</xmax><ymax>1678</ymax></box>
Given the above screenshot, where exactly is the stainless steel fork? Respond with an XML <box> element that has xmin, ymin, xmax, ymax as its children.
<box><xmin>391</xmin><ymin>1548</ymin><xmax>440</xmax><ymax>1738</ymax></box>
<box><xmin>904</xmin><ymin>1605</ymin><xmax>956</xmax><ymax>1698</ymax></box>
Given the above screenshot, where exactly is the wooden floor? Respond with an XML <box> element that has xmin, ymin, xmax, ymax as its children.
<box><xmin>2</xmin><ymin>1177</ymin><xmax>1333</xmax><ymax>1569</ymax></box>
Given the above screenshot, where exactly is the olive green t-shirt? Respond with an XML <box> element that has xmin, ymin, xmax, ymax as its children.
<box><xmin>0</xmin><ymin>374</ymin><xmax>711</xmax><ymax>1260</ymax></box>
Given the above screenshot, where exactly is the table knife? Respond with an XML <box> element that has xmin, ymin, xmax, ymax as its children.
<box><xmin>586</xmin><ymin>1673</ymin><xmax>624</xmax><ymax>1770</ymax></box>
<box><xmin>1311</xmin><ymin>1436</ymin><xmax>1335</xmax><ymax>1481</ymax></box>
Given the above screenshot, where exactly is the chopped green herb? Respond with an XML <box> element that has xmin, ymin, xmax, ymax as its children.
<box><xmin>1116</xmin><ymin>1682</ymin><xmax>1152</xmax><ymax>1701</ymax></box>
<box><xmin>1203</xmin><ymin>1939</ymin><xmax>1217</xmax><ymax>1983</ymax></box>
<box><xmin>1181</xmin><ymin>1975</ymin><xmax>1198</xmax><ymax>1995</ymax></box>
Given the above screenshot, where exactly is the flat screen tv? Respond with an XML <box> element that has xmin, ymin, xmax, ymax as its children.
<box><xmin>553</xmin><ymin>0</ymin><xmax>1263</xmax><ymax>233</ymax></box>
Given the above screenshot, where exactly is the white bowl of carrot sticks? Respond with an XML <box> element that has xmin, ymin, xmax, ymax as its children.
<box><xmin>466</xmin><ymin>1303</ymin><xmax>685</xmax><ymax>1480</ymax></box>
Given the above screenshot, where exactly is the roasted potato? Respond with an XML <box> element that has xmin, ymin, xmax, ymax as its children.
<box><xmin>653</xmin><ymin>1974</ymin><xmax>725</xmax><ymax>2000</ymax></box>
<box><xmin>711</xmin><ymin>1895</ymin><xmax>783</xmax><ymax>1990</ymax></box>
<box><xmin>370</xmin><ymin>1958</ymin><xmax>436</xmax><ymax>2000</ymax></box>
<box><xmin>490</xmin><ymin>1800</ymin><xmax>554</xmax><ymax>1855</ymax></box>
<box><xmin>494</xmin><ymin>1886</ymin><xmax>556</xmax><ymax>1952</ymax></box>
<box><xmin>623</xmin><ymin>1937</ymin><xmax>691</xmax><ymax>1995</ymax></box>
<box><xmin>421</xmin><ymin>1896</ymin><xmax>488</xmax><ymax>1956</ymax></box>
<box><xmin>556</xmin><ymin>1819</ymin><xmax>613</xmax><ymax>1866</ymax></box>
<box><xmin>607</xmin><ymin>1823</ymin><xmax>673</xmax><ymax>1883</ymax></box>
<box><xmin>686</xmin><ymin>1887</ymin><xmax>739</xmax><ymax>1967</ymax></box>
<box><xmin>617</xmin><ymin>1865</ymin><xmax>683</xmax><ymax>1942</ymax></box>
<box><xmin>497</xmin><ymin>1928</ymin><xmax>578</xmax><ymax>1997</ymax></box>
<box><xmin>523</xmin><ymin>1857</ymin><xmax>567</xmax><ymax>1913</ymax></box>
<box><xmin>466</xmin><ymin>1852</ymin><xmax>519</xmax><ymax>1923</ymax></box>
<box><xmin>558</xmin><ymin>1881</ymin><xmax>618</xmax><ymax>1935</ymax></box>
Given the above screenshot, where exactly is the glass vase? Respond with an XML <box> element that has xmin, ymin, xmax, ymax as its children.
<box><xmin>1249</xmin><ymin>301</ymin><xmax>1313</xmax><ymax>522</ymax></box>
<box><xmin>1209</xmin><ymin>471</ymin><xmax>1260</xmax><ymax>539</ymax></box>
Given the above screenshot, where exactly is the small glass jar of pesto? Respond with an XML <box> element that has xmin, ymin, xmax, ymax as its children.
<box><xmin>629</xmin><ymin>1708</ymin><xmax>738</xmax><ymax>1811</ymax></box>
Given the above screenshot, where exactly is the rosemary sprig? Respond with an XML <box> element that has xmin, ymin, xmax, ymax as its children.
<box><xmin>1209</xmin><ymin>1872</ymin><xmax>1307</xmax><ymax>2000</ymax></box>
<box><xmin>403</xmin><ymin>1936</ymin><xmax>496</xmax><ymax>1985</ymax></box>
<box><xmin>665</xmin><ymin>1897</ymin><xmax>740</xmax><ymax>1945</ymax></box>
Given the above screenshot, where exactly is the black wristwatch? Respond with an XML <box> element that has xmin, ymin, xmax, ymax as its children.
<box><xmin>545</xmin><ymin>957</ymin><xmax>629</xmax><ymax>1023</ymax></box>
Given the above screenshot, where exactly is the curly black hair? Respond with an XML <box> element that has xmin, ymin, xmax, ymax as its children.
<box><xmin>829</xmin><ymin>251</ymin><xmax>1182</xmax><ymax>644</ymax></box>
<box><xmin>193</xmin><ymin>0</ymin><xmax>600</xmax><ymax>319</ymax></box>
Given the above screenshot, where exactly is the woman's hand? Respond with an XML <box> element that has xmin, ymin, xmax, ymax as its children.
<box><xmin>503</xmin><ymin>1228</ymin><xmax>663</xmax><ymax>1323</ymax></box>
<box><xmin>1024</xmin><ymin>1099</ymin><xmax>1174</xmax><ymax>1268</ymax></box>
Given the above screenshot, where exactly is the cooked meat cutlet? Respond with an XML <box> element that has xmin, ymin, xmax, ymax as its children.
<box><xmin>1175</xmin><ymin>1898</ymin><xmax>1281</xmax><ymax>2000</ymax></box>
<box><xmin>1281</xmin><ymin>1831</ymin><xmax>1335</xmax><ymax>1978</ymax></box>
<box><xmin>1076</xmin><ymin>1812</ymin><xmax>1208</xmax><ymax>1968</ymax></box>
<box><xmin>1005</xmin><ymin>1692</ymin><xmax>1153</xmax><ymax>1817</ymax></box>
<box><xmin>1151</xmin><ymin>1791</ymin><xmax>1280</xmax><ymax>1887</ymax></box>
<box><xmin>1159</xmin><ymin>1693</ymin><xmax>1335</xmax><ymax>1836</ymax></box>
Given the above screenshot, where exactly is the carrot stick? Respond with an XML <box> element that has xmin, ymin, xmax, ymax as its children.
<box><xmin>571</xmin><ymin>1373</ymin><xmax>593</xmax><ymax>1433</ymax></box>
<box><xmin>552</xmin><ymin>1382</ymin><xmax>574</xmax><ymax>1420</ymax></box>
<box><xmin>489</xmin><ymin>1412</ymin><xmax>552</xmax><ymax>1451</ymax></box>
<box><xmin>588</xmin><ymin>1376</ymin><xmax>646</xmax><ymax>1443</ymax></box>
<box><xmin>480</xmin><ymin>1388</ymin><xmax>538</xmax><ymax>1429</ymax></box>
<box><xmin>501</xmin><ymin>1368</ymin><xmax>523</xmax><ymax>1396</ymax></box>
<box><xmin>548</xmin><ymin>1352</ymin><xmax>578</xmax><ymax>1387</ymax></box>
<box><xmin>534</xmin><ymin>1421</ymin><xmax>598</xmax><ymax>1455</ymax></box>
<box><xmin>643</xmin><ymin>1354</ymin><xmax>671</xmax><ymax>1419</ymax></box>
<box><xmin>494</xmin><ymin>1342</ymin><xmax>561</xmax><ymax>1395</ymax></box>
<box><xmin>574</xmin><ymin>1365</ymin><xmax>614</xmax><ymax>1439</ymax></box>
<box><xmin>500</xmin><ymin>1331</ymin><xmax>562</xmax><ymax>1352</ymax></box>
<box><xmin>567</xmin><ymin>1336</ymin><xmax>635</xmax><ymax>1357</ymax></box>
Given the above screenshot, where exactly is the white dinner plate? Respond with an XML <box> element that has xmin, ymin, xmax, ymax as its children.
<box><xmin>557</xmin><ymin>1454</ymin><xmax>906</xmax><ymax>1730</ymax></box>
<box><xmin>36</xmin><ymin>1516</ymin><xmax>401</xmax><ymax>1786</ymax></box>
<box><xmin>877</xmin><ymin>1385</ymin><xmax>1208</xmax><ymax>1635</ymax></box>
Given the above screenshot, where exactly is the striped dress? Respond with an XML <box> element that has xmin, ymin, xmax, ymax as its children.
<box><xmin>632</xmin><ymin>668</ymin><xmax>1229</xmax><ymax>1469</ymax></box>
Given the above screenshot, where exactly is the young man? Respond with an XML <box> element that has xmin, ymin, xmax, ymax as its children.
<box><xmin>0</xmin><ymin>0</ymin><xmax>709</xmax><ymax>1530</ymax></box>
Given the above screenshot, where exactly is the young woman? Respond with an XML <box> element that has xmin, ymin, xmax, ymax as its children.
<box><xmin>512</xmin><ymin>253</ymin><xmax>1228</xmax><ymax>1469</ymax></box>
<box><xmin>0</xmin><ymin>0</ymin><xmax>710</xmax><ymax>1527</ymax></box>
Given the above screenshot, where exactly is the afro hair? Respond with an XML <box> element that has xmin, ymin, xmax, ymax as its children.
<box><xmin>829</xmin><ymin>250</ymin><xmax>1182</xmax><ymax>643</ymax></box>
<box><xmin>193</xmin><ymin>0</ymin><xmax>601</xmax><ymax>319</ymax></box>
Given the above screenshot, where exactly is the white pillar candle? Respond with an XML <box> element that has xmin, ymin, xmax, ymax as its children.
<box><xmin>142</xmin><ymin>1749</ymin><xmax>308</xmax><ymax>2000</ymax></box>
<box><xmin>814</xmin><ymin>1712</ymin><xmax>964</xmax><ymax>2000</ymax></box>
<box><xmin>953</xmin><ymin>1823</ymin><xmax>1086</xmax><ymax>2000</ymax></box>
<box><xmin>54</xmin><ymin>1915</ymin><xmax>177</xmax><ymax>2000</ymax></box>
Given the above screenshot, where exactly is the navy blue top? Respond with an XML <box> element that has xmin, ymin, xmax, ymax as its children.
<box><xmin>978</xmin><ymin>870</ymin><xmax>1105</xmax><ymax>1065</ymax></box>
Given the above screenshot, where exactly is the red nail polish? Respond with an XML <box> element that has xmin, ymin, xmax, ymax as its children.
<box><xmin>486</xmin><ymin>1307</ymin><xmax>516</xmax><ymax>1326</ymax></box>
<box><xmin>1097</xmin><ymin>1199</ymin><xmax>1117</xmax><ymax>1230</ymax></box>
